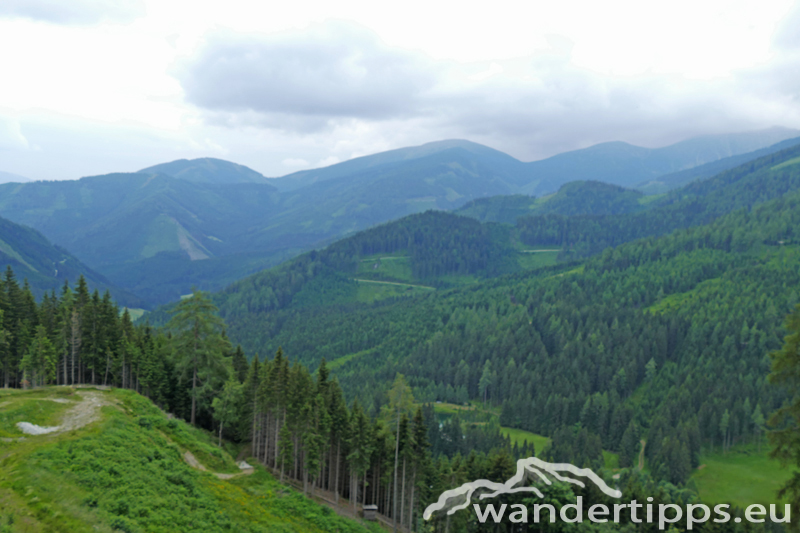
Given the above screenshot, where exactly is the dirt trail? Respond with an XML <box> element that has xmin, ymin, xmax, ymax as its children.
<box><xmin>182</xmin><ymin>450</ymin><xmax>254</xmax><ymax>479</ymax></box>
<box><xmin>15</xmin><ymin>391</ymin><xmax>111</xmax><ymax>436</ymax></box>
<box><xmin>60</xmin><ymin>392</ymin><xmax>108</xmax><ymax>432</ymax></box>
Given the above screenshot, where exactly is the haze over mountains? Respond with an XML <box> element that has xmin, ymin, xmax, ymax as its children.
<box><xmin>0</xmin><ymin>127</ymin><xmax>798</xmax><ymax>307</ymax></box>
<box><xmin>0</xmin><ymin>170</ymin><xmax>32</xmax><ymax>184</ymax></box>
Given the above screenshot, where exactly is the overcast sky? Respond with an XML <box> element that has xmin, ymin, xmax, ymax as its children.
<box><xmin>1</xmin><ymin>0</ymin><xmax>799</xmax><ymax>180</ymax></box>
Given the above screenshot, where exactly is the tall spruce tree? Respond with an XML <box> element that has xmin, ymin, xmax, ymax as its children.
<box><xmin>167</xmin><ymin>289</ymin><xmax>231</xmax><ymax>425</ymax></box>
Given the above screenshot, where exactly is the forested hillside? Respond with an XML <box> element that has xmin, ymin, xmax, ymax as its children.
<box><xmin>0</xmin><ymin>216</ymin><xmax>140</xmax><ymax>307</ymax></box>
<box><xmin>517</xmin><ymin>142</ymin><xmax>800</xmax><ymax>258</ymax></box>
<box><xmin>1</xmin><ymin>131</ymin><xmax>796</xmax><ymax>308</ymax></box>
<box><xmin>636</xmin><ymin>134</ymin><xmax>800</xmax><ymax>194</ymax></box>
<box><xmin>0</xmin><ymin>265</ymin><xmax>776</xmax><ymax>532</ymax></box>
<box><xmin>206</xmin><ymin>144</ymin><xmax>800</xmax><ymax>493</ymax></box>
<box><xmin>208</xmin><ymin>210</ymin><xmax>535</xmax><ymax>322</ymax></box>
<box><xmin>455</xmin><ymin>181</ymin><xmax>646</xmax><ymax>224</ymax></box>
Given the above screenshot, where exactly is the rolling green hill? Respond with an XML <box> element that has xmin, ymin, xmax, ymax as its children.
<box><xmin>1</xmin><ymin>130</ymin><xmax>797</xmax><ymax>308</ymax></box>
<box><xmin>198</xmin><ymin>143</ymin><xmax>800</xmax><ymax>501</ymax></box>
<box><xmin>139</xmin><ymin>157</ymin><xmax>272</xmax><ymax>185</ymax></box>
<box><xmin>636</xmin><ymin>134</ymin><xmax>800</xmax><ymax>194</ymax></box>
<box><xmin>520</xmin><ymin>126</ymin><xmax>799</xmax><ymax>194</ymax></box>
<box><xmin>455</xmin><ymin>181</ymin><xmax>646</xmax><ymax>224</ymax></box>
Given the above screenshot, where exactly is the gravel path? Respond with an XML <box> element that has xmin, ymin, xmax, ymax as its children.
<box><xmin>183</xmin><ymin>450</ymin><xmax>254</xmax><ymax>479</ymax></box>
<box><xmin>15</xmin><ymin>391</ymin><xmax>110</xmax><ymax>436</ymax></box>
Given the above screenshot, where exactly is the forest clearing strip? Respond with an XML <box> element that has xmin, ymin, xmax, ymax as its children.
<box><xmin>638</xmin><ymin>439</ymin><xmax>646</xmax><ymax>470</ymax></box>
<box><xmin>353</xmin><ymin>278</ymin><xmax>435</xmax><ymax>289</ymax></box>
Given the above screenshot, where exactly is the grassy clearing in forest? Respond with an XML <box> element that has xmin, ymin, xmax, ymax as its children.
<box><xmin>692</xmin><ymin>443</ymin><xmax>792</xmax><ymax>508</ymax></box>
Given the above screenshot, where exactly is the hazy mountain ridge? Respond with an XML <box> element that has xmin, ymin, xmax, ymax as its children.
<box><xmin>0</xmin><ymin>170</ymin><xmax>32</xmax><ymax>184</ymax></box>
<box><xmin>0</xmin><ymin>215</ymin><xmax>142</xmax><ymax>306</ymax></box>
<box><xmin>1</xmin><ymin>128</ymin><xmax>797</xmax><ymax>307</ymax></box>
<box><xmin>520</xmin><ymin>126</ymin><xmax>800</xmax><ymax>194</ymax></box>
<box><xmin>139</xmin><ymin>157</ymin><xmax>274</xmax><ymax>186</ymax></box>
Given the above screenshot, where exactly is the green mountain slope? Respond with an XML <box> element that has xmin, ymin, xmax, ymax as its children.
<box><xmin>0</xmin><ymin>387</ymin><xmax>380</xmax><ymax>533</ymax></box>
<box><xmin>521</xmin><ymin>126</ymin><xmax>799</xmax><ymax>194</ymax></box>
<box><xmin>636</xmin><ymin>134</ymin><xmax>800</xmax><ymax>194</ymax></box>
<box><xmin>455</xmin><ymin>181</ymin><xmax>646</xmax><ymax>224</ymax></box>
<box><xmin>0</xmin><ymin>215</ymin><xmax>141</xmax><ymax>306</ymax></box>
<box><xmin>270</xmin><ymin>139</ymin><xmax>528</xmax><ymax>191</ymax></box>
<box><xmin>0</xmin><ymin>174</ymin><xmax>286</xmax><ymax>305</ymax></box>
<box><xmin>1</xmin><ymin>129</ymin><xmax>796</xmax><ymax>308</ymax></box>
<box><xmin>516</xmin><ymin>142</ymin><xmax>800</xmax><ymax>258</ymax></box>
<box><xmin>203</xmin><ymin>145</ymin><xmax>800</xmax><ymax>492</ymax></box>
<box><xmin>210</xmin><ymin>210</ymin><xmax>541</xmax><ymax>322</ymax></box>
<box><xmin>139</xmin><ymin>157</ymin><xmax>272</xmax><ymax>185</ymax></box>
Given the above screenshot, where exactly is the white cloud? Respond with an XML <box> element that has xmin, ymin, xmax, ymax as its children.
<box><xmin>1</xmin><ymin>0</ymin><xmax>799</xmax><ymax>179</ymax></box>
<box><xmin>282</xmin><ymin>158</ymin><xmax>310</xmax><ymax>168</ymax></box>
<box><xmin>176</xmin><ymin>22</ymin><xmax>437</xmax><ymax>122</ymax></box>
<box><xmin>0</xmin><ymin>0</ymin><xmax>145</xmax><ymax>25</ymax></box>
<box><xmin>0</xmin><ymin>115</ymin><xmax>30</xmax><ymax>150</ymax></box>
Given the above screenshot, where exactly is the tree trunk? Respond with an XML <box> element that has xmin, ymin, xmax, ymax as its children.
<box><xmin>400</xmin><ymin>455</ymin><xmax>407</xmax><ymax>528</ymax></box>
<box><xmin>190</xmin><ymin>359</ymin><xmax>197</xmax><ymax>426</ymax></box>
<box><xmin>393</xmin><ymin>410</ymin><xmax>400</xmax><ymax>532</ymax></box>
<box><xmin>219</xmin><ymin>420</ymin><xmax>223</xmax><ymax>447</ymax></box>
<box><xmin>103</xmin><ymin>352</ymin><xmax>110</xmax><ymax>386</ymax></box>
<box><xmin>334</xmin><ymin>439</ymin><xmax>341</xmax><ymax>504</ymax></box>
<box><xmin>274</xmin><ymin>410</ymin><xmax>281</xmax><ymax>469</ymax></box>
<box><xmin>409</xmin><ymin>467</ymin><xmax>416</xmax><ymax>532</ymax></box>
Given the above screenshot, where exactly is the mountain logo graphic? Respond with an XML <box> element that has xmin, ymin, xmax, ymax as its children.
<box><xmin>423</xmin><ymin>457</ymin><xmax>622</xmax><ymax>520</ymax></box>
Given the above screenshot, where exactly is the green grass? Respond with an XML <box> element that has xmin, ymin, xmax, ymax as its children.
<box><xmin>0</xmin><ymin>388</ymin><xmax>75</xmax><ymax>438</ymax></box>
<box><xmin>602</xmin><ymin>451</ymin><xmax>620</xmax><ymax>470</ymax></box>
<box><xmin>772</xmin><ymin>155</ymin><xmax>800</xmax><ymax>171</ymax></box>
<box><xmin>692</xmin><ymin>443</ymin><xmax>793</xmax><ymax>507</ymax></box>
<box><xmin>327</xmin><ymin>348</ymin><xmax>376</xmax><ymax>371</ymax></box>
<box><xmin>0</xmin><ymin>387</ymin><xmax>380</xmax><ymax>533</ymax></box>
<box><xmin>500</xmin><ymin>427</ymin><xmax>550</xmax><ymax>456</ymax></box>
<box><xmin>516</xmin><ymin>251</ymin><xmax>559</xmax><ymax>270</ymax></box>
<box><xmin>123</xmin><ymin>308</ymin><xmax>147</xmax><ymax>321</ymax></box>
<box><xmin>637</xmin><ymin>192</ymin><xmax>667</xmax><ymax>204</ymax></box>
<box><xmin>356</xmin><ymin>255</ymin><xmax>414</xmax><ymax>282</ymax></box>
<box><xmin>354</xmin><ymin>280</ymin><xmax>432</xmax><ymax>303</ymax></box>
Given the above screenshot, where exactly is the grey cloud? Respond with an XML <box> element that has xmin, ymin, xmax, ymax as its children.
<box><xmin>178</xmin><ymin>22</ymin><xmax>438</xmax><ymax>121</ymax></box>
<box><xmin>0</xmin><ymin>0</ymin><xmax>144</xmax><ymax>25</ymax></box>
<box><xmin>179</xmin><ymin>22</ymin><xmax>799</xmax><ymax>161</ymax></box>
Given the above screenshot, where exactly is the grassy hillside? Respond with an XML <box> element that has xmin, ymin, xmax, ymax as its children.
<box><xmin>0</xmin><ymin>387</ymin><xmax>380</xmax><ymax>533</ymax></box>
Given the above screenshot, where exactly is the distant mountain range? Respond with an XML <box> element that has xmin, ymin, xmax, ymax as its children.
<box><xmin>0</xmin><ymin>127</ymin><xmax>797</xmax><ymax>307</ymax></box>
